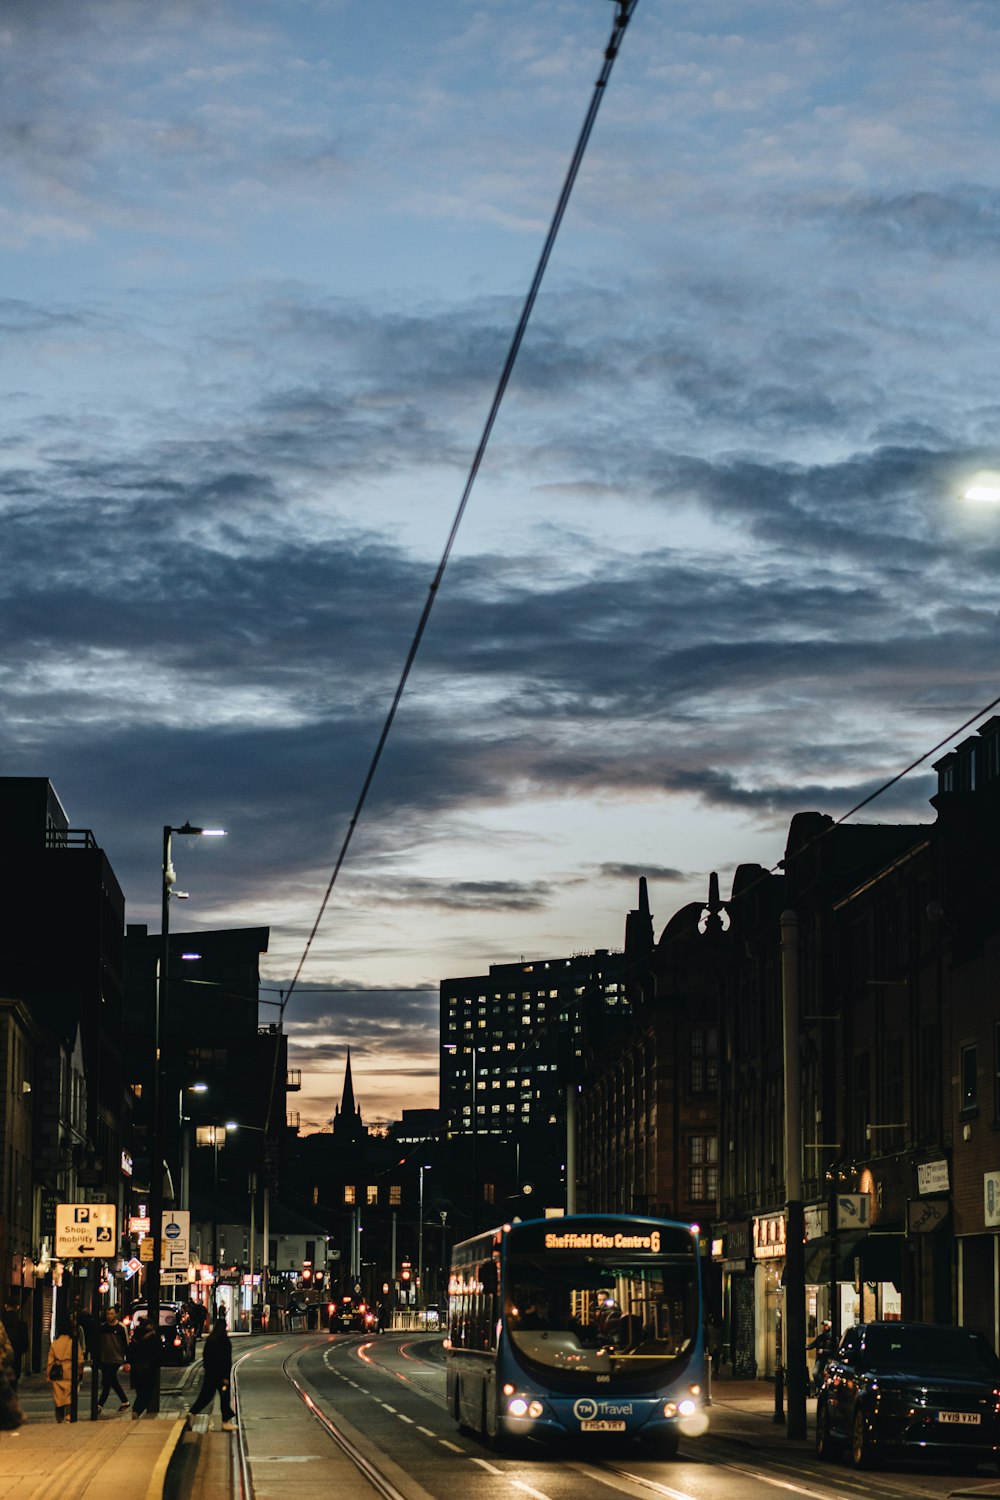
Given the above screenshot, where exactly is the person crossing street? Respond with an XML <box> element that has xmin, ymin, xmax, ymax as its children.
<box><xmin>186</xmin><ymin>1315</ymin><xmax>237</xmax><ymax>1431</ymax></box>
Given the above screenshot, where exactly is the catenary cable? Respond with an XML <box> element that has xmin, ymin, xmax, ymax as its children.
<box><xmin>260</xmin><ymin>2</ymin><xmax>641</xmax><ymax>1140</ymax></box>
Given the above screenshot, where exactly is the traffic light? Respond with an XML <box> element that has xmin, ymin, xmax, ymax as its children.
<box><xmin>400</xmin><ymin>1260</ymin><xmax>412</xmax><ymax>1283</ymax></box>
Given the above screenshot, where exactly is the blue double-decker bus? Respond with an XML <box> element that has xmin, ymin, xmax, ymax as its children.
<box><xmin>445</xmin><ymin>1213</ymin><xmax>707</xmax><ymax>1454</ymax></box>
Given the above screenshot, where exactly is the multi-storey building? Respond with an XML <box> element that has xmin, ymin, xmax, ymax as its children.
<box><xmin>0</xmin><ymin>778</ymin><xmax>126</xmax><ymax>1206</ymax></box>
<box><xmin>580</xmin><ymin>716</ymin><xmax>1000</xmax><ymax>1381</ymax></box>
<box><xmin>578</xmin><ymin>877</ymin><xmax>726</xmax><ymax>1226</ymax></box>
<box><xmin>440</xmin><ymin>950</ymin><xmax>630</xmax><ymax>1218</ymax></box>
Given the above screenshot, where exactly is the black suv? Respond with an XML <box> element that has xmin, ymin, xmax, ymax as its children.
<box><xmin>817</xmin><ymin>1321</ymin><xmax>1000</xmax><ymax>1473</ymax></box>
<box><xmin>125</xmin><ymin>1302</ymin><xmax>196</xmax><ymax>1366</ymax></box>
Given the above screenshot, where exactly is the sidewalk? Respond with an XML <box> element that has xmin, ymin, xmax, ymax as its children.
<box><xmin>0</xmin><ymin>1364</ymin><xmax>196</xmax><ymax>1500</ymax></box>
<box><xmin>709</xmin><ymin>1375</ymin><xmax>815</xmax><ymax>1452</ymax></box>
<box><xmin>0</xmin><ymin>1413</ymin><xmax>186</xmax><ymax>1500</ymax></box>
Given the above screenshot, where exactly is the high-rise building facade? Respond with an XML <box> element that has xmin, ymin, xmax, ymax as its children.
<box><xmin>440</xmin><ymin>950</ymin><xmax>629</xmax><ymax>1210</ymax></box>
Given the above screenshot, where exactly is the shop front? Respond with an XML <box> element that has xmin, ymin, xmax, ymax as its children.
<box><xmin>712</xmin><ymin>1220</ymin><xmax>754</xmax><ymax>1377</ymax></box>
<box><xmin>752</xmin><ymin>1211</ymin><xmax>785</xmax><ymax>1378</ymax></box>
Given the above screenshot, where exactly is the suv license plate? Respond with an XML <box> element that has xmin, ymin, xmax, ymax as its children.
<box><xmin>581</xmin><ymin>1420</ymin><xmax>626</xmax><ymax>1432</ymax></box>
<box><xmin>939</xmin><ymin>1411</ymin><xmax>980</xmax><ymax>1425</ymax></box>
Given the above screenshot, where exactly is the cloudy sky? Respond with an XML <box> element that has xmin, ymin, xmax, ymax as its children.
<box><xmin>4</xmin><ymin>0</ymin><xmax>1000</xmax><ymax>1129</ymax></box>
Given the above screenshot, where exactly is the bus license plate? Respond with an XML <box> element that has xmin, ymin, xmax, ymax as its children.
<box><xmin>939</xmin><ymin>1412</ymin><xmax>980</xmax><ymax>1425</ymax></box>
<box><xmin>581</xmin><ymin>1420</ymin><xmax>626</xmax><ymax>1432</ymax></box>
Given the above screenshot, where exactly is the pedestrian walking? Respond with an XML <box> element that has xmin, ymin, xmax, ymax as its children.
<box><xmin>128</xmin><ymin>1315</ymin><xmax>161</xmax><ymax>1418</ymax></box>
<box><xmin>1</xmin><ymin>1302</ymin><xmax>28</xmax><ymax>1388</ymax></box>
<box><xmin>96</xmin><ymin>1307</ymin><xmax>131</xmax><ymax>1413</ymax></box>
<box><xmin>186</xmin><ymin>1316</ymin><xmax>237</xmax><ymax>1431</ymax></box>
<box><xmin>46</xmin><ymin>1319</ymin><xmax>83</xmax><ymax>1423</ymax></box>
<box><xmin>188</xmin><ymin>1299</ymin><xmax>207</xmax><ymax>1341</ymax></box>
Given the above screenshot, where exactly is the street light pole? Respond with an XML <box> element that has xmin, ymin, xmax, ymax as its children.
<box><xmin>150</xmin><ymin>822</ymin><xmax>225</xmax><ymax>1411</ymax></box>
<box><xmin>418</xmin><ymin>1164</ymin><xmax>431</xmax><ymax>1310</ymax></box>
<box><xmin>781</xmin><ymin>909</ymin><xmax>807</xmax><ymax>1440</ymax></box>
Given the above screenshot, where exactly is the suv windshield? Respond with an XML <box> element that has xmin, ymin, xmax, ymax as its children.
<box><xmin>506</xmin><ymin>1253</ymin><xmax>697</xmax><ymax>1383</ymax></box>
<box><xmin>864</xmin><ymin>1325</ymin><xmax>1000</xmax><ymax>1374</ymax></box>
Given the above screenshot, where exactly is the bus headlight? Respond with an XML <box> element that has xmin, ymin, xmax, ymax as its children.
<box><xmin>527</xmin><ymin>1401</ymin><xmax>544</xmax><ymax>1419</ymax></box>
<box><xmin>678</xmin><ymin>1399</ymin><xmax>697</xmax><ymax>1417</ymax></box>
<box><xmin>663</xmin><ymin>1401</ymin><xmax>677</xmax><ymax>1418</ymax></box>
<box><xmin>508</xmin><ymin>1398</ymin><xmax>529</xmax><ymax>1418</ymax></box>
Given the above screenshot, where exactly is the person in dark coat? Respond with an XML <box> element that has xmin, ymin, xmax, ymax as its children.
<box><xmin>96</xmin><ymin>1307</ymin><xmax>131</xmax><ymax>1412</ymax></box>
<box><xmin>186</xmin><ymin>1317</ymin><xmax>237</xmax><ymax>1430</ymax></box>
<box><xmin>188</xmin><ymin>1299</ymin><xmax>207</xmax><ymax>1340</ymax></box>
<box><xmin>1</xmin><ymin>1303</ymin><xmax>28</xmax><ymax>1387</ymax></box>
<box><xmin>128</xmin><ymin>1316</ymin><xmax>161</xmax><ymax>1418</ymax></box>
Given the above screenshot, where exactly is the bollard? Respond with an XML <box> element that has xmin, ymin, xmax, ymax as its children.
<box><xmin>773</xmin><ymin>1362</ymin><xmax>785</xmax><ymax>1424</ymax></box>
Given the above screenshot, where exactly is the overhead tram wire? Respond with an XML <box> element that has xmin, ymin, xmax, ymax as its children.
<box><xmin>261</xmin><ymin>1</ymin><xmax>641</xmax><ymax>1139</ymax></box>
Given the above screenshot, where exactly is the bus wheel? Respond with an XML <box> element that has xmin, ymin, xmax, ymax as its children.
<box><xmin>454</xmin><ymin>1382</ymin><xmax>471</xmax><ymax>1435</ymax></box>
<box><xmin>483</xmin><ymin>1394</ymin><xmax>509</xmax><ymax>1453</ymax></box>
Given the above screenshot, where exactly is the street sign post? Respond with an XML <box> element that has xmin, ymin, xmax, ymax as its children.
<box><xmin>55</xmin><ymin>1204</ymin><xmax>116</xmax><ymax>1258</ymax></box>
<box><xmin>162</xmin><ymin>1211</ymin><xmax>190</xmax><ymax>1269</ymax></box>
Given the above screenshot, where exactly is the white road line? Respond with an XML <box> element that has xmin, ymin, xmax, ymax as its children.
<box><xmin>438</xmin><ymin>1439</ymin><xmax>464</xmax><ymax>1452</ymax></box>
<box><xmin>398</xmin><ymin>1414</ymin><xmax>415</xmax><ymax>1424</ymax></box>
<box><xmin>511</xmin><ymin>1482</ymin><xmax>556</xmax><ymax>1500</ymax></box>
<box><xmin>470</xmin><ymin>1458</ymin><xmax>504</xmax><ymax>1473</ymax></box>
<box><xmin>382</xmin><ymin>1403</ymin><xmax>397</xmax><ymax>1412</ymax></box>
<box><xmin>417</xmin><ymin>1426</ymin><xmax>436</xmax><ymax>1437</ymax></box>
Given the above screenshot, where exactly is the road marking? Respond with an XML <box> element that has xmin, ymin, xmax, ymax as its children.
<box><xmin>714</xmin><ymin>1466</ymin><xmax>852</xmax><ymax>1500</ymax></box>
<box><xmin>581</xmin><ymin>1464</ymin><xmax>698</xmax><ymax>1500</ymax></box>
<box><xmin>511</xmin><ymin>1483</ymin><xmax>555</xmax><ymax>1500</ymax></box>
<box><xmin>471</xmin><ymin>1459</ymin><xmax>504</xmax><ymax>1473</ymax></box>
<box><xmin>417</xmin><ymin>1426</ymin><xmax>436</xmax><ymax>1437</ymax></box>
<box><xmin>382</xmin><ymin>1403</ymin><xmax>397</xmax><ymax>1412</ymax></box>
<box><xmin>398</xmin><ymin>1414</ymin><xmax>415</xmax><ymax>1424</ymax></box>
<box><xmin>438</xmin><ymin>1439</ymin><xmax>463</xmax><ymax>1452</ymax></box>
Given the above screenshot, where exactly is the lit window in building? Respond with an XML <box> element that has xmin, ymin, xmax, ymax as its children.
<box><xmin>390</xmin><ymin>1185</ymin><xmax>401</xmax><ymax>1205</ymax></box>
<box><xmin>344</xmin><ymin>1185</ymin><xmax>356</xmax><ymax>1205</ymax></box>
<box><xmin>312</xmin><ymin>1186</ymin><xmax>319</xmax><ymax>1206</ymax></box>
<box><xmin>367</xmin><ymin>1185</ymin><xmax>378</xmax><ymax>1206</ymax></box>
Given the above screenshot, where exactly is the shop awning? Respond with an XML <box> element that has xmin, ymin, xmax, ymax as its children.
<box><xmin>856</xmin><ymin>1233</ymin><xmax>903</xmax><ymax>1289</ymax></box>
<box><xmin>795</xmin><ymin>1233</ymin><xmax>865</xmax><ymax>1286</ymax></box>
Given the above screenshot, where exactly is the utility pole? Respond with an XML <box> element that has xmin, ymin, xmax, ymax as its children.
<box><xmin>781</xmin><ymin>910</ymin><xmax>807</xmax><ymax>1439</ymax></box>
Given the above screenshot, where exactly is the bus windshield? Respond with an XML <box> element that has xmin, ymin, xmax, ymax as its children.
<box><xmin>506</xmin><ymin>1251</ymin><xmax>698</xmax><ymax>1383</ymax></box>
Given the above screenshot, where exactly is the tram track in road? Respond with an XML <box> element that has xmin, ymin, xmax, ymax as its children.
<box><xmin>227</xmin><ymin>1335</ymin><xmax>988</xmax><ymax>1500</ymax></box>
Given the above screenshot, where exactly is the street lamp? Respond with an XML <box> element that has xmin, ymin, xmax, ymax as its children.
<box><xmin>149</xmin><ymin>821</ymin><xmax>225</xmax><ymax>1410</ymax></box>
<box><xmin>418</xmin><ymin>1164</ymin><xmax>431</xmax><ymax>1310</ymax></box>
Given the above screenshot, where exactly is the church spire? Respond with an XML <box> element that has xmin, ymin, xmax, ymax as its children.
<box><xmin>332</xmin><ymin>1048</ymin><xmax>366</xmax><ymax>1152</ymax></box>
<box><xmin>341</xmin><ymin>1047</ymin><xmax>358</xmax><ymax>1120</ymax></box>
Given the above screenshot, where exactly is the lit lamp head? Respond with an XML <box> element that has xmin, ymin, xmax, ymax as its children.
<box><xmin>961</xmin><ymin>471</ymin><xmax>1000</xmax><ymax>504</ymax></box>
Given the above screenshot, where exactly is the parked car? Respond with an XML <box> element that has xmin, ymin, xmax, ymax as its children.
<box><xmin>125</xmin><ymin>1301</ymin><xmax>196</xmax><ymax>1366</ymax></box>
<box><xmin>816</xmin><ymin>1321</ymin><xmax>1000</xmax><ymax>1473</ymax></box>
